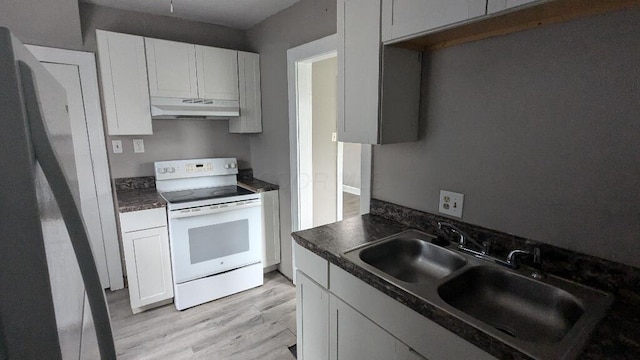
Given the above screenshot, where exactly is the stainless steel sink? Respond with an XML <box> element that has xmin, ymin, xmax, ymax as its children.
<box><xmin>359</xmin><ymin>237</ymin><xmax>466</xmax><ymax>283</ymax></box>
<box><xmin>438</xmin><ymin>266</ymin><xmax>583</xmax><ymax>343</ymax></box>
<box><xmin>341</xmin><ymin>229</ymin><xmax>614</xmax><ymax>360</ymax></box>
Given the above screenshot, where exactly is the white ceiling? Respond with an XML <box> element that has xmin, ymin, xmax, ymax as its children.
<box><xmin>81</xmin><ymin>0</ymin><xmax>302</xmax><ymax>30</ymax></box>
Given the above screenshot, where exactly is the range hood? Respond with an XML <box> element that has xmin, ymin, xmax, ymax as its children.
<box><xmin>150</xmin><ymin>97</ymin><xmax>240</xmax><ymax>119</ymax></box>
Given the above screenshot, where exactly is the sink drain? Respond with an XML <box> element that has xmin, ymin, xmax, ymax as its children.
<box><xmin>494</xmin><ymin>325</ymin><xmax>517</xmax><ymax>338</ymax></box>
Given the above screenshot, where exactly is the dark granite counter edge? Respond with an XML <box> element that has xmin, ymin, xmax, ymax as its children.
<box><xmin>115</xmin><ymin>188</ymin><xmax>166</xmax><ymax>213</ymax></box>
<box><xmin>292</xmin><ymin>199</ymin><xmax>640</xmax><ymax>360</ymax></box>
<box><xmin>292</xmin><ymin>226</ymin><xmax>532</xmax><ymax>360</ymax></box>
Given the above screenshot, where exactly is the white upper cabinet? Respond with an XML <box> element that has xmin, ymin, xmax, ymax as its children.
<box><xmin>195</xmin><ymin>45</ymin><xmax>239</xmax><ymax>101</ymax></box>
<box><xmin>145</xmin><ymin>39</ymin><xmax>239</xmax><ymax>101</ymax></box>
<box><xmin>338</xmin><ymin>0</ymin><xmax>421</xmax><ymax>144</ymax></box>
<box><xmin>96</xmin><ymin>30</ymin><xmax>152</xmax><ymax>135</ymax></box>
<box><xmin>382</xmin><ymin>0</ymin><xmax>488</xmax><ymax>41</ymax></box>
<box><xmin>145</xmin><ymin>38</ymin><xmax>198</xmax><ymax>98</ymax></box>
<box><xmin>230</xmin><ymin>51</ymin><xmax>262</xmax><ymax>133</ymax></box>
<box><xmin>487</xmin><ymin>0</ymin><xmax>541</xmax><ymax>14</ymax></box>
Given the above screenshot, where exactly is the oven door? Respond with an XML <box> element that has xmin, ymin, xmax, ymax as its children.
<box><xmin>168</xmin><ymin>199</ymin><xmax>262</xmax><ymax>283</ymax></box>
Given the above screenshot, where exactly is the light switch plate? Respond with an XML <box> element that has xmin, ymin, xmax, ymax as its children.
<box><xmin>439</xmin><ymin>190</ymin><xmax>464</xmax><ymax>218</ymax></box>
<box><xmin>133</xmin><ymin>139</ymin><xmax>145</xmax><ymax>153</ymax></box>
<box><xmin>111</xmin><ymin>140</ymin><xmax>123</xmax><ymax>154</ymax></box>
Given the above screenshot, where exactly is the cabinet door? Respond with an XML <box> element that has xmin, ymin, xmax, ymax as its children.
<box><xmin>329</xmin><ymin>294</ymin><xmax>397</xmax><ymax>360</ymax></box>
<box><xmin>96</xmin><ymin>30</ymin><xmax>152</xmax><ymax>135</ymax></box>
<box><xmin>122</xmin><ymin>226</ymin><xmax>173</xmax><ymax>312</ymax></box>
<box><xmin>261</xmin><ymin>190</ymin><xmax>281</xmax><ymax>268</ymax></box>
<box><xmin>337</xmin><ymin>0</ymin><xmax>382</xmax><ymax>144</ymax></box>
<box><xmin>230</xmin><ymin>51</ymin><xmax>262</xmax><ymax>133</ymax></box>
<box><xmin>384</xmin><ymin>0</ymin><xmax>487</xmax><ymax>41</ymax></box>
<box><xmin>297</xmin><ymin>271</ymin><xmax>330</xmax><ymax>360</ymax></box>
<box><xmin>396</xmin><ymin>345</ymin><xmax>428</xmax><ymax>360</ymax></box>
<box><xmin>195</xmin><ymin>46</ymin><xmax>239</xmax><ymax>100</ymax></box>
<box><xmin>487</xmin><ymin>0</ymin><xmax>540</xmax><ymax>14</ymax></box>
<box><xmin>145</xmin><ymin>38</ymin><xmax>198</xmax><ymax>98</ymax></box>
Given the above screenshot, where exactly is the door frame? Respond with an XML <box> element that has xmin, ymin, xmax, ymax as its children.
<box><xmin>287</xmin><ymin>34</ymin><xmax>372</xmax><ymax>282</ymax></box>
<box><xmin>26</xmin><ymin>45</ymin><xmax>124</xmax><ymax>290</ymax></box>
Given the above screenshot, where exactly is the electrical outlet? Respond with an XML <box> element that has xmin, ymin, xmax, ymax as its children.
<box><xmin>111</xmin><ymin>140</ymin><xmax>123</xmax><ymax>154</ymax></box>
<box><xmin>133</xmin><ymin>139</ymin><xmax>145</xmax><ymax>153</ymax></box>
<box><xmin>439</xmin><ymin>190</ymin><xmax>464</xmax><ymax>218</ymax></box>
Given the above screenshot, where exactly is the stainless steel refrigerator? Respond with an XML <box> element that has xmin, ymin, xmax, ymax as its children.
<box><xmin>0</xmin><ymin>28</ymin><xmax>116</xmax><ymax>359</ymax></box>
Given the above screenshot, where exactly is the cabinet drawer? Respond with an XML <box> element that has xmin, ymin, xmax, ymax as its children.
<box><xmin>295</xmin><ymin>242</ymin><xmax>329</xmax><ymax>288</ymax></box>
<box><xmin>119</xmin><ymin>207</ymin><xmax>167</xmax><ymax>233</ymax></box>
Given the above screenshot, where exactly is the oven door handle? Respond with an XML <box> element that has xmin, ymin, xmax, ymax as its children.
<box><xmin>169</xmin><ymin>199</ymin><xmax>262</xmax><ymax>219</ymax></box>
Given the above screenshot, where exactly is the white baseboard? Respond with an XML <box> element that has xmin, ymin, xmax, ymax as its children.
<box><xmin>342</xmin><ymin>185</ymin><xmax>361</xmax><ymax>196</ymax></box>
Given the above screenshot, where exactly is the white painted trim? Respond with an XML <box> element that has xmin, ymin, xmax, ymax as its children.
<box><xmin>288</xmin><ymin>35</ymin><xmax>338</xmax><ymax>235</ymax></box>
<box><xmin>336</xmin><ymin>142</ymin><xmax>344</xmax><ymax>221</ymax></box>
<box><xmin>298</xmin><ymin>62</ymin><xmax>314</xmax><ymax>230</ymax></box>
<box><xmin>342</xmin><ymin>185</ymin><xmax>361</xmax><ymax>196</ymax></box>
<box><xmin>360</xmin><ymin>144</ymin><xmax>372</xmax><ymax>214</ymax></box>
<box><xmin>26</xmin><ymin>45</ymin><xmax>124</xmax><ymax>290</ymax></box>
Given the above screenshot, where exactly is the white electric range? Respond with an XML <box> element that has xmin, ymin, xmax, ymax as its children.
<box><xmin>155</xmin><ymin>158</ymin><xmax>263</xmax><ymax>310</ymax></box>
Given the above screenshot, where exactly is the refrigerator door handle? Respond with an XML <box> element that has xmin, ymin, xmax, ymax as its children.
<box><xmin>19</xmin><ymin>62</ymin><xmax>117</xmax><ymax>360</ymax></box>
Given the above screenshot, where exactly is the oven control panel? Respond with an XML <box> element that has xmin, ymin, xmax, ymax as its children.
<box><xmin>154</xmin><ymin>158</ymin><xmax>238</xmax><ymax>180</ymax></box>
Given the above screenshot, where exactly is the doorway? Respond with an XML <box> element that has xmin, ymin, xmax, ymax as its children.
<box><xmin>287</xmin><ymin>35</ymin><xmax>371</xmax><ymax>282</ymax></box>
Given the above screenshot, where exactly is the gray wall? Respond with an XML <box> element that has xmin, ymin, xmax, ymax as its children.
<box><xmin>312</xmin><ymin>57</ymin><xmax>338</xmax><ymax>227</ymax></box>
<box><xmin>79</xmin><ymin>3</ymin><xmax>252</xmax><ymax>178</ymax></box>
<box><xmin>373</xmin><ymin>9</ymin><xmax>640</xmax><ymax>268</ymax></box>
<box><xmin>80</xmin><ymin>3</ymin><xmax>247</xmax><ymax>53</ymax></box>
<box><xmin>109</xmin><ymin>120</ymin><xmax>252</xmax><ymax>178</ymax></box>
<box><xmin>343</xmin><ymin>143</ymin><xmax>361</xmax><ymax>189</ymax></box>
<box><xmin>246</xmin><ymin>0</ymin><xmax>337</xmax><ymax>278</ymax></box>
<box><xmin>0</xmin><ymin>0</ymin><xmax>82</xmax><ymax>50</ymax></box>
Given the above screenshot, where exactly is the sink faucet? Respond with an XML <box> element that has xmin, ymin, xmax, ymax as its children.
<box><xmin>507</xmin><ymin>243</ymin><xmax>542</xmax><ymax>269</ymax></box>
<box><xmin>437</xmin><ymin>222</ymin><xmax>490</xmax><ymax>255</ymax></box>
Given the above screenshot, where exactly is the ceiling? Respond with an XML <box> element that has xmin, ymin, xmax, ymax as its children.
<box><xmin>80</xmin><ymin>0</ymin><xmax>302</xmax><ymax>30</ymax></box>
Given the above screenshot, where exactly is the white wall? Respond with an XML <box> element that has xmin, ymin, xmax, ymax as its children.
<box><xmin>312</xmin><ymin>57</ymin><xmax>338</xmax><ymax>227</ymax></box>
<box><xmin>246</xmin><ymin>0</ymin><xmax>337</xmax><ymax>279</ymax></box>
<box><xmin>342</xmin><ymin>143</ymin><xmax>361</xmax><ymax>189</ymax></box>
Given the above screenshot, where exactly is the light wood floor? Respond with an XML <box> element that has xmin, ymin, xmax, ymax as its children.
<box><xmin>343</xmin><ymin>192</ymin><xmax>360</xmax><ymax>220</ymax></box>
<box><xmin>106</xmin><ymin>272</ymin><xmax>297</xmax><ymax>360</ymax></box>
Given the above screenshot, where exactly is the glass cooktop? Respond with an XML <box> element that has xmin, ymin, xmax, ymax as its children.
<box><xmin>161</xmin><ymin>186</ymin><xmax>254</xmax><ymax>204</ymax></box>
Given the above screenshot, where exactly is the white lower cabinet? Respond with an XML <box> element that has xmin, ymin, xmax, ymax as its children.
<box><xmin>296</xmin><ymin>271</ymin><xmax>329</xmax><ymax>360</ymax></box>
<box><xmin>330</xmin><ymin>294</ymin><xmax>421</xmax><ymax>360</ymax></box>
<box><xmin>119</xmin><ymin>208</ymin><xmax>173</xmax><ymax>313</ymax></box>
<box><xmin>487</xmin><ymin>0</ymin><xmax>541</xmax><ymax>14</ymax></box>
<box><xmin>294</xmin><ymin>243</ymin><xmax>497</xmax><ymax>360</ymax></box>
<box><xmin>261</xmin><ymin>190</ymin><xmax>281</xmax><ymax>268</ymax></box>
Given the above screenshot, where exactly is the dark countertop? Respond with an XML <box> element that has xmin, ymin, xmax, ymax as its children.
<box><xmin>116</xmin><ymin>188</ymin><xmax>166</xmax><ymax>213</ymax></box>
<box><xmin>292</xmin><ymin>212</ymin><xmax>640</xmax><ymax>360</ymax></box>
<box><xmin>238</xmin><ymin>177</ymin><xmax>279</xmax><ymax>193</ymax></box>
<box><xmin>113</xmin><ymin>174</ymin><xmax>277</xmax><ymax>213</ymax></box>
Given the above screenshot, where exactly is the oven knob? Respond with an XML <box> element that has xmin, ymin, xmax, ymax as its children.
<box><xmin>230</xmin><ymin>163</ymin><xmax>237</xmax><ymax>169</ymax></box>
<box><xmin>168</xmin><ymin>167</ymin><xmax>175</xmax><ymax>173</ymax></box>
<box><xmin>224</xmin><ymin>164</ymin><xmax>230</xmax><ymax>169</ymax></box>
<box><xmin>157</xmin><ymin>168</ymin><xmax>166</xmax><ymax>174</ymax></box>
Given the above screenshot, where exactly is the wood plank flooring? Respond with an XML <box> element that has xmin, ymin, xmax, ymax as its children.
<box><xmin>106</xmin><ymin>272</ymin><xmax>297</xmax><ymax>360</ymax></box>
<box><xmin>343</xmin><ymin>192</ymin><xmax>360</xmax><ymax>220</ymax></box>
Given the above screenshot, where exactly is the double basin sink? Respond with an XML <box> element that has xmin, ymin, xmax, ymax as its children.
<box><xmin>341</xmin><ymin>230</ymin><xmax>613</xmax><ymax>360</ymax></box>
